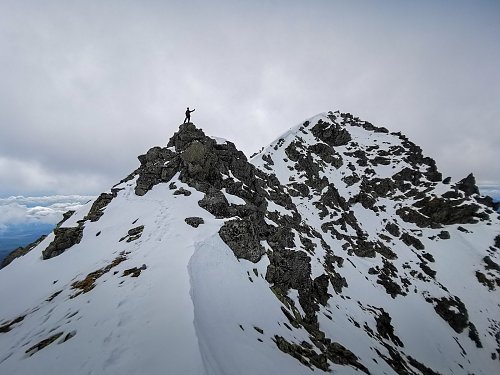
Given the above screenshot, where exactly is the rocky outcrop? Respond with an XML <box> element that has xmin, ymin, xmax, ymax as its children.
<box><xmin>134</xmin><ymin>147</ymin><xmax>177</xmax><ymax>196</ymax></box>
<box><xmin>84</xmin><ymin>192</ymin><xmax>117</xmax><ymax>222</ymax></box>
<box><xmin>119</xmin><ymin>225</ymin><xmax>144</xmax><ymax>242</ymax></box>
<box><xmin>185</xmin><ymin>217</ymin><xmax>204</xmax><ymax>228</ymax></box>
<box><xmin>219</xmin><ymin>219</ymin><xmax>265</xmax><ymax>263</ymax></box>
<box><xmin>397</xmin><ymin>196</ymin><xmax>486</xmax><ymax>228</ymax></box>
<box><xmin>455</xmin><ymin>173</ymin><xmax>480</xmax><ymax>196</ymax></box>
<box><xmin>311</xmin><ymin>119</ymin><xmax>352</xmax><ymax>147</ymax></box>
<box><xmin>42</xmin><ymin>225</ymin><xmax>84</xmax><ymax>260</ymax></box>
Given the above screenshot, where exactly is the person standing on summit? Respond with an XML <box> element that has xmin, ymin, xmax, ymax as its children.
<box><xmin>184</xmin><ymin>107</ymin><xmax>195</xmax><ymax>123</ymax></box>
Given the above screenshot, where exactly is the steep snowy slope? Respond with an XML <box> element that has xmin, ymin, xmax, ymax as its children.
<box><xmin>0</xmin><ymin>112</ymin><xmax>499</xmax><ymax>375</ymax></box>
<box><xmin>251</xmin><ymin>112</ymin><xmax>500</xmax><ymax>374</ymax></box>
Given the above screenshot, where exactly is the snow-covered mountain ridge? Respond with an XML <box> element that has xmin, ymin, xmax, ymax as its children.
<box><xmin>1</xmin><ymin>111</ymin><xmax>499</xmax><ymax>375</ymax></box>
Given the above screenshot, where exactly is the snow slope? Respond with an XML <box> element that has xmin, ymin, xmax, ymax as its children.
<box><xmin>1</xmin><ymin>112</ymin><xmax>499</xmax><ymax>375</ymax></box>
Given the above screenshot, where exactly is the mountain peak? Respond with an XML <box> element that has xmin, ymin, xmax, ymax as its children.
<box><xmin>1</xmin><ymin>112</ymin><xmax>499</xmax><ymax>375</ymax></box>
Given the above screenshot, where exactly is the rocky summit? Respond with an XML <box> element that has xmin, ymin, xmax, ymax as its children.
<box><xmin>0</xmin><ymin>111</ymin><xmax>499</xmax><ymax>375</ymax></box>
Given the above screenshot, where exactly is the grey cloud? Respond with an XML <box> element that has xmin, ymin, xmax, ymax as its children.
<box><xmin>0</xmin><ymin>0</ymin><xmax>499</xmax><ymax>196</ymax></box>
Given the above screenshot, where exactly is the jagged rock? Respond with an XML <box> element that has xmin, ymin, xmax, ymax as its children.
<box><xmin>456</xmin><ymin>173</ymin><xmax>480</xmax><ymax>196</ymax></box>
<box><xmin>311</xmin><ymin>119</ymin><xmax>352</xmax><ymax>146</ymax></box>
<box><xmin>475</xmin><ymin>195</ymin><xmax>500</xmax><ymax>211</ymax></box>
<box><xmin>396</xmin><ymin>207</ymin><xmax>437</xmax><ymax>228</ymax></box>
<box><xmin>415</xmin><ymin>197</ymin><xmax>481</xmax><ymax>225</ymax></box>
<box><xmin>468</xmin><ymin>322</ymin><xmax>482</xmax><ymax>348</ymax></box>
<box><xmin>400</xmin><ymin>232</ymin><xmax>425</xmax><ymax>250</ymax></box>
<box><xmin>56</xmin><ymin>210</ymin><xmax>75</xmax><ymax>228</ymax></box>
<box><xmin>185</xmin><ymin>217</ymin><xmax>204</xmax><ymax>228</ymax></box>
<box><xmin>167</xmin><ymin>122</ymin><xmax>207</xmax><ymax>152</ymax></box>
<box><xmin>397</xmin><ymin>197</ymin><xmax>483</xmax><ymax>228</ymax></box>
<box><xmin>122</xmin><ymin>264</ymin><xmax>147</xmax><ymax>278</ymax></box>
<box><xmin>180</xmin><ymin>140</ymin><xmax>218</xmax><ymax>182</ymax></box>
<box><xmin>198</xmin><ymin>189</ymin><xmax>231</xmax><ymax>218</ymax></box>
<box><xmin>312</xmin><ymin>274</ymin><xmax>331</xmax><ymax>306</ymax></box>
<box><xmin>364</xmin><ymin>177</ymin><xmax>395</xmax><ymax>198</ymax></box>
<box><xmin>475</xmin><ymin>271</ymin><xmax>495</xmax><ymax>290</ymax></box>
<box><xmin>127</xmin><ymin>225</ymin><xmax>144</xmax><ymax>237</ymax></box>
<box><xmin>392</xmin><ymin>167</ymin><xmax>422</xmax><ymax>186</ymax></box>
<box><xmin>84</xmin><ymin>192</ymin><xmax>115</xmax><ymax>222</ymax></box>
<box><xmin>377</xmin><ymin>260</ymin><xmax>405</xmax><ymax>298</ymax></box>
<box><xmin>135</xmin><ymin>146</ymin><xmax>177</xmax><ymax>195</ymax></box>
<box><xmin>266</xmin><ymin>250</ymin><xmax>311</xmax><ymax>292</ymax></box>
<box><xmin>350</xmin><ymin>192</ymin><xmax>376</xmax><ymax>210</ymax></box>
<box><xmin>261</xmin><ymin>154</ymin><xmax>274</xmax><ymax>166</ymax></box>
<box><xmin>342</xmin><ymin>174</ymin><xmax>360</xmax><ymax>187</ymax></box>
<box><xmin>42</xmin><ymin>226</ymin><xmax>84</xmax><ymax>260</ymax></box>
<box><xmin>119</xmin><ymin>225</ymin><xmax>144</xmax><ymax>242</ymax></box>
<box><xmin>308</xmin><ymin>143</ymin><xmax>343</xmax><ymax>168</ymax></box>
<box><xmin>348</xmin><ymin>117</ymin><xmax>388</xmax><ymax>133</ymax></box>
<box><xmin>423</xmin><ymin>159</ymin><xmax>442</xmax><ymax>182</ymax></box>
<box><xmin>442</xmin><ymin>190</ymin><xmax>461</xmax><ymax>199</ymax></box>
<box><xmin>288</xmin><ymin>182</ymin><xmax>310</xmax><ymax>197</ymax></box>
<box><xmin>219</xmin><ymin>218</ymin><xmax>265</xmax><ymax>263</ymax></box>
<box><xmin>420</xmin><ymin>262</ymin><xmax>436</xmax><ymax>278</ymax></box>
<box><xmin>372</xmin><ymin>156</ymin><xmax>391</xmax><ymax>166</ymax></box>
<box><xmin>484</xmin><ymin>256</ymin><xmax>500</xmax><ymax>272</ymax></box>
<box><xmin>375</xmin><ymin>309</ymin><xmax>404</xmax><ymax>347</ymax></box>
<box><xmin>428</xmin><ymin>296</ymin><xmax>469</xmax><ymax>333</ymax></box>
<box><xmin>443</xmin><ymin>176</ymin><xmax>451</xmax><ymax>184</ymax></box>
<box><xmin>345</xmin><ymin>149</ymin><xmax>369</xmax><ymax>167</ymax></box>
<box><xmin>328</xmin><ymin>271</ymin><xmax>348</xmax><ymax>294</ymax></box>
<box><xmin>319</xmin><ymin>185</ymin><xmax>349</xmax><ymax>211</ymax></box>
<box><xmin>385</xmin><ymin>222</ymin><xmax>400</xmax><ymax>237</ymax></box>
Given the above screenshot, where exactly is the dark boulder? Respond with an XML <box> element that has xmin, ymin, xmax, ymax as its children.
<box><xmin>437</xmin><ymin>230</ymin><xmax>450</xmax><ymax>240</ymax></box>
<box><xmin>219</xmin><ymin>218</ymin><xmax>266</xmax><ymax>263</ymax></box>
<box><xmin>185</xmin><ymin>217</ymin><xmax>205</xmax><ymax>228</ymax></box>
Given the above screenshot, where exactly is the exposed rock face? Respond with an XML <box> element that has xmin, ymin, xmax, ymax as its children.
<box><xmin>84</xmin><ymin>192</ymin><xmax>116</xmax><ymax>222</ymax></box>
<box><xmin>134</xmin><ymin>147</ymin><xmax>177</xmax><ymax>196</ymax></box>
<box><xmin>456</xmin><ymin>173</ymin><xmax>480</xmax><ymax>196</ymax></box>
<box><xmin>1</xmin><ymin>235</ymin><xmax>47</xmax><ymax>269</ymax></box>
<box><xmin>42</xmin><ymin>226</ymin><xmax>84</xmax><ymax>260</ymax></box>
<box><xmin>311</xmin><ymin>119</ymin><xmax>352</xmax><ymax>146</ymax></box>
<box><xmin>219</xmin><ymin>219</ymin><xmax>265</xmax><ymax>262</ymax></box>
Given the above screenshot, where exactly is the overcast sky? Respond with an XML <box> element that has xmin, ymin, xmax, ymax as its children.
<box><xmin>1</xmin><ymin>0</ymin><xmax>499</xmax><ymax>197</ymax></box>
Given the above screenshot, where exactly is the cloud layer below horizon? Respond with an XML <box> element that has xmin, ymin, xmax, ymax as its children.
<box><xmin>1</xmin><ymin>0</ymin><xmax>499</xmax><ymax>196</ymax></box>
<box><xmin>0</xmin><ymin>195</ymin><xmax>93</xmax><ymax>232</ymax></box>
